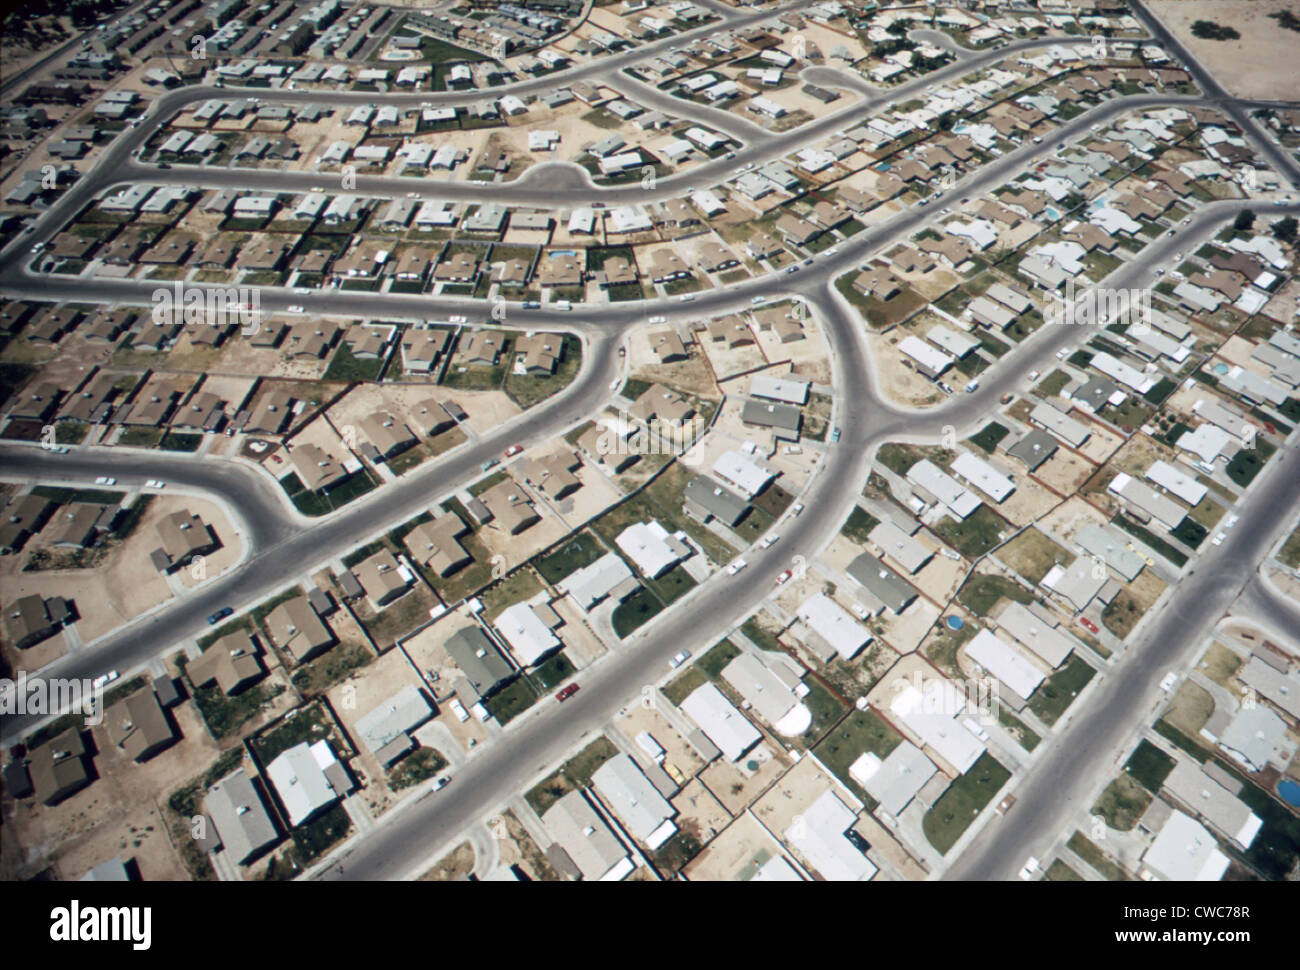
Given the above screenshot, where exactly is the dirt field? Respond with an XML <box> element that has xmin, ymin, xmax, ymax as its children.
<box><xmin>1147</xmin><ymin>1</ymin><xmax>1300</xmax><ymax>100</ymax></box>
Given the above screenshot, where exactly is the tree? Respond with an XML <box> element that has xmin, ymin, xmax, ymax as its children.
<box><xmin>1273</xmin><ymin>217</ymin><xmax>1298</xmax><ymax>245</ymax></box>
<box><xmin>1234</xmin><ymin>210</ymin><xmax>1255</xmax><ymax>232</ymax></box>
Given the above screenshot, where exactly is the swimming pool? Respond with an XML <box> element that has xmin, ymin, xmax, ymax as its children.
<box><xmin>1278</xmin><ymin>779</ymin><xmax>1300</xmax><ymax>807</ymax></box>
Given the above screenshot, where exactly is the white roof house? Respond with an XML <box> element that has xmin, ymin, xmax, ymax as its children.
<box><xmin>951</xmin><ymin>452</ymin><xmax>1016</xmax><ymax>503</ymax></box>
<box><xmin>615</xmin><ymin>521</ymin><xmax>690</xmax><ymax>579</ymax></box>
<box><xmin>266</xmin><ymin>740</ymin><xmax>344</xmax><ymax>827</ymax></box>
<box><xmin>558</xmin><ymin>552</ymin><xmax>635</xmax><ymax>610</ymax></box>
<box><xmin>849</xmin><ymin>740</ymin><xmax>936</xmax><ymax>817</ymax></box>
<box><xmin>354</xmin><ymin>685</ymin><xmax>433</xmax><ymax>761</ymax></box>
<box><xmin>1030</xmin><ymin>401</ymin><xmax>1091</xmax><ymax>447</ymax></box>
<box><xmin>797</xmin><ymin>592</ymin><xmax>872</xmax><ymax>661</ymax></box>
<box><xmin>494</xmin><ymin>601</ymin><xmax>560</xmax><ymax>667</ymax></box>
<box><xmin>907</xmin><ymin>459</ymin><xmax>981</xmax><ymax>520</ymax></box>
<box><xmin>1145</xmin><ymin>459</ymin><xmax>1207</xmax><ymax>507</ymax></box>
<box><xmin>965</xmin><ymin>629</ymin><xmax>1044</xmax><ymax>702</ymax></box>
<box><xmin>1090</xmin><ymin>351</ymin><xmax>1156</xmax><ymax>393</ymax></box>
<box><xmin>749</xmin><ymin>374</ymin><xmax>810</xmax><ymax>405</ymax></box>
<box><xmin>721</xmin><ymin>652</ymin><xmax>810</xmax><ymax>736</ymax></box>
<box><xmin>1177</xmin><ymin>423</ymin><xmax>1234</xmax><ymax>464</ymax></box>
<box><xmin>994</xmin><ymin>601</ymin><xmax>1074</xmax><ymax>668</ymax></box>
<box><xmin>591</xmin><ymin>754</ymin><xmax>677</xmax><ymax>848</ymax></box>
<box><xmin>888</xmin><ymin>681</ymin><xmax>985</xmax><ymax>774</ymax></box>
<box><xmin>680</xmin><ymin>682</ymin><xmax>761</xmax><ymax>762</ymax></box>
<box><xmin>542</xmin><ymin>790</ymin><xmax>631</xmax><ymax>881</ymax></box>
<box><xmin>783</xmin><ymin>789</ymin><xmax>877</xmax><ymax>882</ymax></box>
<box><xmin>1142</xmin><ymin>810</ymin><xmax>1230</xmax><ymax>882</ymax></box>
<box><xmin>898</xmin><ymin>335</ymin><xmax>955</xmax><ymax>377</ymax></box>
<box><xmin>712</xmin><ymin>450</ymin><xmax>775</xmax><ymax>499</ymax></box>
<box><xmin>1108</xmin><ymin>472</ymin><xmax>1187</xmax><ymax>531</ymax></box>
<box><xmin>1161</xmin><ymin>760</ymin><xmax>1262</xmax><ymax>849</ymax></box>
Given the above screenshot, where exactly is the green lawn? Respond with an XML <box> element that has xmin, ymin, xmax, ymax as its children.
<box><xmin>932</xmin><ymin>505</ymin><xmax>1008</xmax><ymax>559</ymax></box>
<box><xmin>611</xmin><ymin>585</ymin><xmax>663</xmax><ymax>638</ymax></box>
<box><xmin>1124</xmin><ymin>739</ymin><xmax>1176</xmax><ymax>791</ymax></box>
<box><xmin>1027</xmin><ymin>656</ymin><xmax>1096</xmax><ymax>726</ymax></box>
<box><xmin>811</xmin><ymin>708</ymin><xmax>903</xmax><ymax>807</ymax></box>
<box><xmin>922</xmin><ymin>753</ymin><xmax>1012</xmax><ymax>854</ymax></box>
<box><xmin>534</xmin><ymin>531</ymin><xmax>606</xmax><ymax>585</ymax></box>
<box><xmin>956</xmin><ymin>573</ymin><xmax>1033</xmax><ymax>616</ymax></box>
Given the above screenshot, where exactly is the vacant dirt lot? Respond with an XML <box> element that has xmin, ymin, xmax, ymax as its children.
<box><xmin>1148</xmin><ymin>1</ymin><xmax>1300</xmax><ymax>100</ymax></box>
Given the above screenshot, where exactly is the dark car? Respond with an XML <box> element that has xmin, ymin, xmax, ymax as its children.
<box><xmin>207</xmin><ymin>606</ymin><xmax>234</xmax><ymax>626</ymax></box>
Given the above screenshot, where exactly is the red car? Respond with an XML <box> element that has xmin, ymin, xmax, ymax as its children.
<box><xmin>1078</xmin><ymin>617</ymin><xmax>1099</xmax><ymax>634</ymax></box>
<box><xmin>504</xmin><ymin>444</ymin><xmax>523</xmax><ymax>458</ymax></box>
<box><xmin>774</xmin><ymin>570</ymin><xmax>792</xmax><ymax>586</ymax></box>
<box><xmin>555</xmin><ymin>684</ymin><xmax>580</xmax><ymax>702</ymax></box>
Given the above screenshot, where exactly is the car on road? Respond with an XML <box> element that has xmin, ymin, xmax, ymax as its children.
<box><xmin>431</xmin><ymin>775</ymin><xmax>451</xmax><ymax>792</ymax></box>
<box><xmin>786</xmin><ymin>265</ymin><xmax>799</xmax><ymax>273</ymax></box>
<box><xmin>1028</xmin><ymin>370</ymin><xmax>1039</xmax><ymax>381</ymax></box>
<box><xmin>522</xmin><ymin>301</ymin><xmax>541</xmax><ymax>309</ymax></box>
<box><xmin>286</xmin><ymin>305</ymin><xmax>303</xmax><ymax>313</ymax></box>
<box><xmin>669</xmin><ymin>649</ymin><xmax>692</xmax><ymax>669</ymax></box>
<box><xmin>759</xmin><ymin>534</ymin><xmax>778</xmax><ymax>549</ymax></box>
<box><xmin>157</xmin><ymin>161</ymin><xmax>171</xmax><ymax>169</ymax></box>
<box><xmin>648</xmin><ymin>315</ymin><xmax>666</xmax><ymax>324</ymax></box>
<box><xmin>555</xmin><ymin>683</ymin><xmax>580</xmax><ymax>702</ymax></box>
<box><xmin>294</xmin><ymin>287</ymin><xmax>311</xmax><ymax>295</ymax></box>
<box><xmin>790</xmin><ymin>503</ymin><xmax>804</xmax><ymax>517</ymax></box>
<box><xmin>830</xmin><ymin>426</ymin><xmax>841</xmax><ymax>443</ymax></box>
<box><xmin>30</xmin><ymin>242</ymin><xmax>46</xmax><ymax>254</ymax></box>
<box><xmin>918</xmin><ymin>197</ymin><xmax>929</xmax><ymax>205</ymax></box>
<box><xmin>940</xmin><ymin>206</ymin><xmax>951</xmax><ymax>214</ymax></box>
<box><xmin>825</xmin><ymin>247</ymin><xmax>838</xmax><ymax>257</ymax></box>
<box><xmin>1056</xmin><ymin>348</ymin><xmax>1068</xmax><ymax>360</ymax></box>
<box><xmin>774</xmin><ymin>569</ymin><xmax>792</xmax><ymax>586</ymax></box>
<box><xmin>803</xmin><ymin>258</ymin><xmax>813</xmax><ymax>266</ymax></box>
<box><xmin>1212</xmin><ymin>532</ymin><xmax>1226</xmax><ymax>546</ymax></box>
<box><xmin>207</xmin><ymin>606</ymin><xmax>234</xmax><ymax>626</ymax></box>
<box><xmin>94</xmin><ymin>476</ymin><xmax>116</xmax><ymax>486</ymax></box>
<box><xmin>964</xmin><ymin>380</ymin><xmax>980</xmax><ymax>393</ymax></box>
<box><xmin>679</xmin><ymin>293</ymin><xmax>695</xmax><ymax>302</ymax></box>
<box><xmin>727</xmin><ymin>558</ymin><xmax>747</xmax><ymax>575</ymax></box>
<box><xmin>1078</xmin><ymin>616</ymin><xmax>1099</xmax><ymax>634</ymax></box>
<box><xmin>504</xmin><ymin>444</ymin><xmax>523</xmax><ymax>458</ymax></box>
<box><xmin>92</xmin><ymin>671</ymin><xmax>119</xmax><ymax>690</ymax></box>
<box><xmin>1225</xmin><ymin>514</ymin><xmax>1239</xmax><ymax>528</ymax></box>
<box><xmin>1155</xmin><ymin>267</ymin><xmax>1165</xmax><ymax>275</ymax></box>
<box><xmin>1032</xmin><ymin>136</ymin><xmax>1042</xmax><ymax>144</ymax></box>
<box><xmin>481</xmin><ymin>459</ymin><xmax>498</xmax><ymax>471</ymax></box>
<box><xmin>996</xmin><ymin>794</ymin><xmax>1016</xmax><ymax>815</ymax></box>
<box><xmin>144</xmin><ymin>479</ymin><xmax>166</xmax><ymax>489</ymax></box>
<box><xmin>1018</xmin><ymin>857</ymin><xmax>1040</xmax><ymax>881</ymax></box>
<box><xmin>751</xmin><ymin>296</ymin><xmax>766</xmax><ymax>305</ymax></box>
<box><xmin>1159</xmin><ymin>672</ymin><xmax>1178</xmax><ymax>693</ymax></box>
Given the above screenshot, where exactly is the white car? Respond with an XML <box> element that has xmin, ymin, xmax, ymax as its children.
<box><xmin>1159</xmin><ymin>672</ymin><xmax>1178</xmax><ymax>693</ymax></box>
<box><xmin>669</xmin><ymin>649</ymin><xmax>692</xmax><ymax>669</ymax></box>
<box><xmin>449</xmin><ymin>315</ymin><xmax>466</xmax><ymax>324</ymax></box>
<box><xmin>790</xmin><ymin>503</ymin><xmax>804</xmax><ymax>517</ymax></box>
<box><xmin>1212</xmin><ymin>532</ymin><xmax>1226</xmax><ymax>546</ymax></box>
<box><xmin>759</xmin><ymin>534</ymin><xmax>778</xmax><ymax>549</ymax></box>
<box><xmin>1225</xmin><ymin>514</ymin><xmax>1239</xmax><ymax>528</ymax></box>
<box><xmin>1018</xmin><ymin>857</ymin><xmax>1041</xmax><ymax>881</ymax></box>
<box><xmin>92</xmin><ymin>671</ymin><xmax>119</xmax><ymax>690</ymax></box>
<box><xmin>1028</xmin><ymin>370</ymin><xmax>1039</xmax><ymax>381</ymax></box>
<box><xmin>727</xmin><ymin>558</ymin><xmax>748</xmax><ymax>575</ymax></box>
<box><xmin>144</xmin><ymin>479</ymin><xmax>166</xmax><ymax>489</ymax></box>
<box><xmin>94</xmin><ymin>476</ymin><xmax>116</xmax><ymax>486</ymax></box>
<box><xmin>648</xmin><ymin>315</ymin><xmax>666</xmax><ymax>324</ymax></box>
<box><xmin>431</xmin><ymin>775</ymin><xmax>451</xmax><ymax>792</ymax></box>
<box><xmin>1056</xmin><ymin>348</ymin><xmax>1068</xmax><ymax>360</ymax></box>
<box><xmin>679</xmin><ymin>293</ymin><xmax>696</xmax><ymax>302</ymax></box>
<box><xmin>294</xmin><ymin>287</ymin><xmax>311</xmax><ymax>295</ymax></box>
<box><xmin>286</xmin><ymin>305</ymin><xmax>304</xmax><ymax>313</ymax></box>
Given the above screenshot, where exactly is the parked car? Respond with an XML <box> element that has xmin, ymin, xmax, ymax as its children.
<box><xmin>759</xmin><ymin>534</ymin><xmax>779</xmax><ymax>549</ymax></box>
<box><xmin>648</xmin><ymin>315</ymin><xmax>666</xmax><ymax>324</ymax></box>
<box><xmin>481</xmin><ymin>458</ymin><xmax>498</xmax><ymax>471</ymax></box>
<box><xmin>94</xmin><ymin>476</ymin><xmax>116</xmax><ymax>486</ymax></box>
<box><xmin>92</xmin><ymin>671</ymin><xmax>119</xmax><ymax>690</ymax></box>
<box><xmin>790</xmin><ymin>503</ymin><xmax>804</xmax><ymax>517</ymax></box>
<box><xmin>830</xmin><ymin>426</ymin><xmax>841</xmax><ymax>443</ymax></box>
<box><xmin>1078</xmin><ymin>616</ymin><xmax>1099</xmax><ymax>634</ymax></box>
<box><xmin>727</xmin><ymin>558</ymin><xmax>747</xmax><ymax>575</ymax></box>
<box><xmin>555</xmin><ymin>683</ymin><xmax>580</xmax><ymax>702</ymax></box>
<box><xmin>774</xmin><ymin>570</ymin><xmax>792</xmax><ymax>586</ymax></box>
<box><xmin>669</xmin><ymin>650</ymin><xmax>692</xmax><ymax>669</ymax></box>
<box><xmin>1017</xmin><ymin>857</ymin><xmax>1040</xmax><ymax>880</ymax></box>
<box><xmin>504</xmin><ymin>444</ymin><xmax>523</xmax><ymax>458</ymax></box>
<box><xmin>207</xmin><ymin>606</ymin><xmax>234</xmax><ymax>626</ymax></box>
<box><xmin>144</xmin><ymin>479</ymin><xmax>166</xmax><ymax>489</ymax></box>
<box><xmin>286</xmin><ymin>305</ymin><xmax>303</xmax><ymax>313</ymax></box>
<box><xmin>431</xmin><ymin>775</ymin><xmax>451</xmax><ymax>792</ymax></box>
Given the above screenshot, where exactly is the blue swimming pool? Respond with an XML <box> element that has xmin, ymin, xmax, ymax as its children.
<box><xmin>1278</xmin><ymin>780</ymin><xmax>1300</xmax><ymax>807</ymax></box>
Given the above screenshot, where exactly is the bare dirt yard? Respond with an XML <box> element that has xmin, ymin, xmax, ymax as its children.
<box><xmin>1147</xmin><ymin>1</ymin><xmax>1300</xmax><ymax>100</ymax></box>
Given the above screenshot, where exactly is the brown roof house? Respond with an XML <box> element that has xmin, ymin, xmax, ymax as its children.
<box><xmin>187</xmin><ymin>630</ymin><xmax>266</xmax><ymax>695</ymax></box>
<box><xmin>479</xmin><ymin>479</ymin><xmax>541</xmax><ymax>535</ymax></box>
<box><xmin>265</xmin><ymin>595</ymin><xmax>336</xmax><ymax>664</ymax></box>
<box><xmin>403</xmin><ymin>511</ymin><xmax>472</xmax><ymax>577</ymax></box>
<box><xmin>151</xmin><ymin>509</ymin><xmax>219</xmax><ymax>574</ymax></box>
<box><xmin>103</xmin><ymin>686</ymin><xmax>176</xmax><ymax>762</ymax></box>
